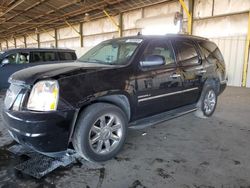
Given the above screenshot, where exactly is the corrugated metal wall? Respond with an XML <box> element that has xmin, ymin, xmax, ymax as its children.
<box><xmin>210</xmin><ymin>36</ymin><xmax>246</xmax><ymax>87</ymax></box>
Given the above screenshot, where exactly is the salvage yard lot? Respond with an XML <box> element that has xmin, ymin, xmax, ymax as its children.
<box><xmin>1</xmin><ymin>87</ymin><xmax>250</xmax><ymax>188</ymax></box>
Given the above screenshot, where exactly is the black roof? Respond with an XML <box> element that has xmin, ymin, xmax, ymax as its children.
<box><xmin>104</xmin><ymin>34</ymin><xmax>209</xmax><ymax>42</ymax></box>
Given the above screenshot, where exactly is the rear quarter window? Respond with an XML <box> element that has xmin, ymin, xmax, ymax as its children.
<box><xmin>198</xmin><ymin>41</ymin><xmax>224</xmax><ymax>63</ymax></box>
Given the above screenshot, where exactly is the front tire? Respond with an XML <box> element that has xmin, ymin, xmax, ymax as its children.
<box><xmin>195</xmin><ymin>85</ymin><xmax>217</xmax><ymax>118</ymax></box>
<box><xmin>73</xmin><ymin>103</ymin><xmax>128</xmax><ymax>162</ymax></box>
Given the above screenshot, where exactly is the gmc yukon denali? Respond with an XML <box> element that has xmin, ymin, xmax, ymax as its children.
<box><xmin>2</xmin><ymin>35</ymin><xmax>227</xmax><ymax>162</ymax></box>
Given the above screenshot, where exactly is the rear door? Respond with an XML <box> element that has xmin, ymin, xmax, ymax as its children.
<box><xmin>134</xmin><ymin>39</ymin><xmax>184</xmax><ymax>119</ymax></box>
<box><xmin>0</xmin><ymin>52</ymin><xmax>30</xmax><ymax>89</ymax></box>
<box><xmin>172</xmin><ymin>39</ymin><xmax>204</xmax><ymax>105</ymax></box>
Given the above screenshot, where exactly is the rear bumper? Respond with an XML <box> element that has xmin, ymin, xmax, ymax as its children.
<box><xmin>2</xmin><ymin>109</ymin><xmax>76</xmax><ymax>156</ymax></box>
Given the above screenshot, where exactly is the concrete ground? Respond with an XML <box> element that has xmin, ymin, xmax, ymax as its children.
<box><xmin>0</xmin><ymin>87</ymin><xmax>250</xmax><ymax>188</ymax></box>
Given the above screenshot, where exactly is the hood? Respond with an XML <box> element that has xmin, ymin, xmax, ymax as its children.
<box><xmin>10</xmin><ymin>62</ymin><xmax>113</xmax><ymax>86</ymax></box>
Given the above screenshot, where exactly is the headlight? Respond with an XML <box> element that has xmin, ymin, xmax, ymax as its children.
<box><xmin>27</xmin><ymin>80</ymin><xmax>59</xmax><ymax>111</ymax></box>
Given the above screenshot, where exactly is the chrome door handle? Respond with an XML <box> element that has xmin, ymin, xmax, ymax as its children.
<box><xmin>170</xmin><ymin>73</ymin><xmax>181</xmax><ymax>78</ymax></box>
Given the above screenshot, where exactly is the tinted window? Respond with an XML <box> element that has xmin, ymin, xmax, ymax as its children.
<box><xmin>59</xmin><ymin>52</ymin><xmax>75</xmax><ymax>61</ymax></box>
<box><xmin>31</xmin><ymin>51</ymin><xmax>58</xmax><ymax>63</ymax></box>
<box><xmin>199</xmin><ymin>41</ymin><xmax>224</xmax><ymax>63</ymax></box>
<box><xmin>174</xmin><ymin>40</ymin><xmax>200</xmax><ymax>66</ymax></box>
<box><xmin>32</xmin><ymin>52</ymin><xmax>43</xmax><ymax>63</ymax></box>
<box><xmin>43</xmin><ymin>52</ymin><xmax>57</xmax><ymax>61</ymax></box>
<box><xmin>3</xmin><ymin>52</ymin><xmax>29</xmax><ymax>64</ymax></box>
<box><xmin>6</xmin><ymin>53</ymin><xmax>18</xmax><ymax>64</ymax></box>
<box><xmin>141</xmin><ymin>40</ymin><xmax>175</xmax><ymax>67</ymax></box>
<box><xmin>18</xmin><ymin>52</ymin><xmax>29</xmax><ymax>64</ymax></box>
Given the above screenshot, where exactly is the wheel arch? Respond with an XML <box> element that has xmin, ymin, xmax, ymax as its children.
<box><xmin>68</xmin><ymin>92</ymin><xmax>132</xmax><ymax>142</ymax></box>
<box><xmin>94</xmin><ymin>94</ymin><xmax>131</xmax><ymax>121</ymax></box>
<box><xmin>202</xmin><ymin>77</ymin><xmax>220</xmax><ymax>95</ymax></box>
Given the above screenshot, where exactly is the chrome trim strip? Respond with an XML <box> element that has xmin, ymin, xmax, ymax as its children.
<box><xmin>138</xmin><ymin>87</ymin><xmax>199</xmax><ymax>103</ymax></box>
<box><xmin>8</xmin><ymin>127</ymin><xmax>44</xmax><ymax>137</ymax></box>
<box><xmin>5</xmin><ymin>112</ymin><xmax>44</xmax><ymax>123</ymax></box>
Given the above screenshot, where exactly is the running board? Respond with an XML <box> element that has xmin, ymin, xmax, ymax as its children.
<box><xmin>129</xmin><ymin>104</ymin><xmax>197</xmax><ymax>130</ymax></box>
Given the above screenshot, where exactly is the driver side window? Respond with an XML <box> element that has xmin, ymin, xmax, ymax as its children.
<box><xmin>4</xmin><ymin>53</ymin><xmax>29</xmax><ymax>64</ymax></box>
<box><xmin>141</xmin><ymin>40</ymin><xmax>175</xmax><ymax>68</ymax></box>
<box><xmin>6</xmin><ymin>53</ymin><xmax>18</xmax><ymax>64</ymax></box>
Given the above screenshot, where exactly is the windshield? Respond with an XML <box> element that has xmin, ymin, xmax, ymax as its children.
<box><xmin>78</xmin><ymin>38</ymin><xmax>143</xmax><ymax>65</ymax></box>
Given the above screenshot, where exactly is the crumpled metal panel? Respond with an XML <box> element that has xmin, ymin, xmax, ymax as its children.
<box><xmin>15</xmin><ymin>154</ymin><xmax>75</xmax><ymax>179</ymax></box>
<box><xmin>8</xmin><ymin>144</ymin><xmax>102</xmax><ymax>179</ymax></box>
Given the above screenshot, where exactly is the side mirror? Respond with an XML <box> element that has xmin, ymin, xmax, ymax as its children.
<box><xmin>140</xmin><ymin>55</ymin><xmax>165</xmax><ymax>68</ymax></box>
<box><xmin>1</xmin><ymin>59</ymin><xmax>10</xmax><ymax>67</ymax></box>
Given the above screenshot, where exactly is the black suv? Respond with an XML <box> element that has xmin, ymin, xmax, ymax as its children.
<box><xmin>0</xmin><ymin>48</ymin><xmax>77</xmax><ymax>89</ymax></box>
<box><xmin>2</xmin><ymin>35</ymin><xmax>227</xmax><ymax>162</ymax></box>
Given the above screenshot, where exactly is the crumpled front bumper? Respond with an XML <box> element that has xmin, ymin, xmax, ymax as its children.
<box><xmin>2</xmin><ymin>108</ymin><xmax>76</xmax><ymax>156</ymax></box>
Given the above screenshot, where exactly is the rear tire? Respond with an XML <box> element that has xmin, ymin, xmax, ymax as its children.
<box><xmin>73</xmin><ymin>103</ymin><xmax>128</xmax><ymax>162</ymax></box>
<box><xmin>195</xmin><ymin>85</ymin><xmax>217</xmax><ymax>118</ymax></box>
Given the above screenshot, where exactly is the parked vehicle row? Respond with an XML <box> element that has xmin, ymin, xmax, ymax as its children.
<box><xmin>0</xmin><ymin>48</ymin><xmax>77</xmax><ymax>89</ymax></box>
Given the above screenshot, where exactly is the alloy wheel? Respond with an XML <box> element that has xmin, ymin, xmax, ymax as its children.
<box><xmin>88</xmin><ymin>114</ymin><xmax>123</xmax><ymax>155</ymax></box>
<box><xmin>204</xmin><ymin>89</ymin><xmax>216</xmax><ymax>114</ymax></box>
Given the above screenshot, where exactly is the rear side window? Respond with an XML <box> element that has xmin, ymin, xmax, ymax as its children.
<box><xmin>32</xmin><ymin>52</ymin><xmax>43</xmax><ymax>63</ymax></box>
<box><xmin>31</xmin><ymin>51</ymin><xmax>58</xmax><ymax>63</ymax></box>
<box><xmin>198</xmin><ymin>41</ymin><xmax>224</xmax><ymax>63</ymax></box>
<box><xmin>43</xmin><ymin>52</ymin><xmax>57</xmax><ymax>61</ymax></box>
<box><xmin>174</xmin><ymin>40</ymin><xmax>200</xmax><ymax>66</ymax></box>
<box><xmin>58</xmin><ymin>52</ymin><xmax>76</xmax><ymax>61</ymax></box>
<box><xmin>19</xmin><ymin>53</ymin><xmax>29</xmax><ymax>64</ymax></box>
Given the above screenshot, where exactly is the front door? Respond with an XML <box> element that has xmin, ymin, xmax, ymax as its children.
<box><xmin>134</xmin><ymin>39</ymin><xmax>184</xmax><ymax>119</ymax></box>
